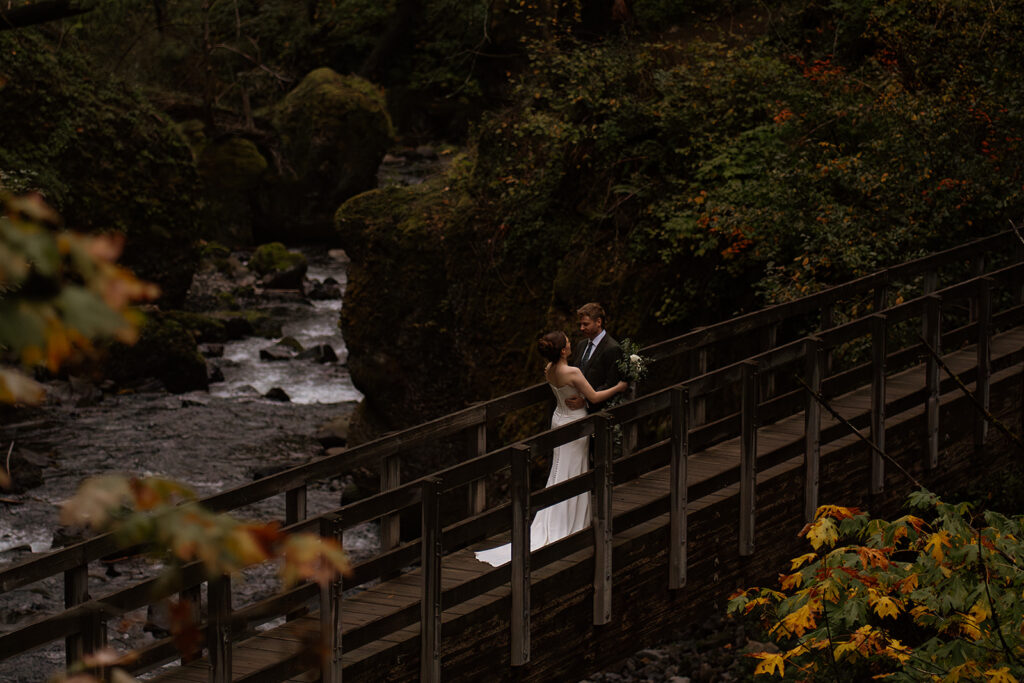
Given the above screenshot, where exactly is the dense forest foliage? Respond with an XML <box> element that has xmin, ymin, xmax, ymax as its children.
<box><xmin>2</xmin><ymin>0</ymin><xmax>1023</xmax><ymax>433</ymax></box>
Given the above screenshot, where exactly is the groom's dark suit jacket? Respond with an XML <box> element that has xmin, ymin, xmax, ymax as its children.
<box><xmin>572</xmin><ymin>333</ymin><xmax>623</xmax><ymax>413</ymax></box>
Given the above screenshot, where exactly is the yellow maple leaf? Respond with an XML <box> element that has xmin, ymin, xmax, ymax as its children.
<box><xmin>780</xmin><ymin>572</ymin><xmax>803</xmax><ymax>590</ymax></box>
<box><xmin>924</xmin><ymin>530</ymin><xmax>952</xmax><ymax>562</ymax></box>
<box><xmin>790</xmin><ymin>552</ymin><xmax>818</xmax><ymax>570</ymax></box>
<box><xmin>871</xmin><ymin>596</ymin><xmax>901</xmax><ymax>619</ymax></box>
<box><xmin>805</xmin><ymin>518</ymin><xmax>839</xmax><ymax>550</ymax></box>
<box><xmin>985</xmin><ymin>667</ymin><xmax>1019</xmax><ymax>683</ymax></box>
<box><xmin>753</xmin><ymin>652</ymin><xmax>785</xmax><ymax>677</ymax></box>
<box><xmin>781</xmin><ymin>602</ymin><xmax>818</xmax><ymax>637</ymax></box>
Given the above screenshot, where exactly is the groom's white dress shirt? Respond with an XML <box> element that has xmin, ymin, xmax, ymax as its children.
<box><xmin>582</xmin><ymin>330</ymin><xmax>606</xmax><ymax>365</ymax></box>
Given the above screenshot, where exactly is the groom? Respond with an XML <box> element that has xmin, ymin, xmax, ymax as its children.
<box><xmin>564</xmin><ymin>302</ymin><xmax>623</xmax><ymax>413</ymax></box>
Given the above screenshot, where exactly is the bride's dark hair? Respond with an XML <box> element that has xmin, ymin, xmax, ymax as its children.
<box><xmin>537</xmin><ymin>331</ymin><xmax>568</xmax><ymax>363</ymax></box>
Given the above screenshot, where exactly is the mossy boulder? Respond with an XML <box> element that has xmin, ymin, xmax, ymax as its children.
<box><xmin>262</xmin><ymin>68</ymin><xmax>393</xmax><ymax>243</ymax></box>
<box><xmin>104</xmin><ymin>313</ymin><xmax>209</xmax><ymax>393</ymax></box>
<box><xmin>194</xmin><ymin>134</ymin><xmax>269</xmax><ymax>244</ymax></box>
<box><xmin>250</xmin><ymin>242</ymin><xmax>307</xmax><ymax>276</ymax></box>
<box><xmin>0</xmin><ymin>31</ymin><xmax>203</xmax><ymax>307</ymax></box>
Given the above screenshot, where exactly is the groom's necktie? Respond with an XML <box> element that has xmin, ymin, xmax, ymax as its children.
<box><xmin>580</xmin><ymin>341</ymin><xmax>595</xmax><ymax>365</ymax></box>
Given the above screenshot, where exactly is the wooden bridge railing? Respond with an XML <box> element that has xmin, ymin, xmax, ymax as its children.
<box><xmin>1</xmin><ymin>229</ymin><xmax>1022</xmax><ymax>680</ymax></box>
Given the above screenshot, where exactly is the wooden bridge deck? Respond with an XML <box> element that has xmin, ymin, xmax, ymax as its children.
<box><xmin>151</xmin><ymin>326</ymin><xmax>1024</xmax><ymax>682</ymax></box>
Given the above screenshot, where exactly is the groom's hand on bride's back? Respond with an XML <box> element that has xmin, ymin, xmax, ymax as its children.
<box><xmin>565</xmin><ymin>394</ymin><xmax>586</xmax><ymax>410</ymax></box>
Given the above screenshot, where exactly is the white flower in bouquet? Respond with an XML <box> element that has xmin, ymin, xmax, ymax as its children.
<box><xmin>616</xmin><ymin>339</ymin><xmax>649</xmax><ymax>382</ymax></box>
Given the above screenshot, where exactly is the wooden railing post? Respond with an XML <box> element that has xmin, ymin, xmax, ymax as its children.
<box><xmin>969</xmin><ymin>254</ymin><xmax>987</xmax><ymax>322</ymax></box>
<box><xmin>621</xmin><ymin>385</ymin><xmax>639</xmax><ymax>458</ymax></box>
<box><xmin>669</xmin><ymin>387</ymin><xmax>689</xmax><ymax>590</ymax></box>
<box><xmin>286</xmin><ymin>484</ymin><xmax>307</xmax><ymax>526</ymax></box>
<box><xmin>592</xmin><ymin>413</ymin><xmax>614</xmax><ymax>624</ymax></box>
<box><xmin>762</xmin><ymin>324</ymin><xmax>779</xmax><ymax>398</ymax></box>
<box><xmin>870</xmin><ymin>314</ymin><xmax>887</xmax><ymax>494</ymax></box>
<box><xmin>923</xmin><ymin>295</ymin><xmax>942</xmax><ymax>469</ymax></box>
<box><xmin>64</xmin><ymin>565</ymin><xmax>89</xmax><ymax>667</ymax></box>
<box><xmin>285</xmin><ymin>484</ymin><xmax>310</xmax><ymax>622</ymax></box>
<box><xmin>320</xmin><ymin>512</ymin><xmax>343</xmax><ymax>683</ymax></box>
<box><xmin>976</xmin><ymin>277</ymin><xmax>993</xmax><ymax>450</ymax></box>
<box><xmin>739</xmin><ymin>361</ymin><xmax>758</xmax><ymax>557</ymax></box>
<box><xmin>420</xmin><ymin>477</ymin><xmax>442</xmax><ymax>683</ymax></box>
<box><xmin>874</xmin><ymin>280</ymin><xmax>889</xmax><ymax>313</ymax></box>
<box><xmin>820</xmin><ymin>303</ymin><xmax>834</xmax><ymax>374</ymax></box>
<box><xmin>467</xmin><ymin>422</ymin><xmax>487</xmax><ymax>516</ymax></box>
<box><xmin>688</xmin><ymin>343</ymin><xmax>707</xmax><ymax>427</ymax></box>
<box><xmin>510</xmin><ymin>444</ymin><xmax>531</xmax><ymax>666</ymax></box>
<box><xmin>208</xmin><ymin>575</ymin><xmax>231</xmax><ymax>683</ymax></box>
<box><xmin>380</xmin><ymin>453</ymin><xmax>401</xmax><ymax>552</ymax></box>
<box><xmin>179</xmin><ymin>585</ymin><xmax>202</xmax><ymax>662</ymax></box>
<box><xmin>803</xmin><ymin>338</ymin><xmax>822</xmax><ymax>523</ymax></box>
<box><xmin>923</xmin><ymin>270</ymin><xmax>938</xmax><ymax>295</ymax></box>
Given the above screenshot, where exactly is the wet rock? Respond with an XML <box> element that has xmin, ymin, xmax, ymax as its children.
<box><xmin>307</xmin><ymin>278</ymin><xmax>343</xmax><ymax>300</ymax></box>
<box><xmin>4</xmin><ymin>448</ymin><xmax>46</xmax><ymax>493</ymax></box>
<box><xmin>180</xmin><ymin>398</ymin><xmax>207</xmax><ymax>408</ymax></box>
<box><xmin>316</xmin><ymin>413</ymin><xmax>351</xmax><ymax>448</ymax></box>
<box><xmin>260</xmin><ymin>263</ymin><xmax>307</xmax><ymax>291</ymax></box>
<box><xmin>51</xmin><ymin>525</ymin><xmax>89</xmax><ymax>549</ymax></box>
<box><xmin>264</xmin><ymin>387</ymin><xmax>291</xmax><ymax>402</ymax></box>
<box><xmin>296</xmin><ymin>344</ymin><xmax>337</xmax><ymax>363</ymax></box>
<box><xmin>199</xmin><ymin>343</ymin><xmax>225</xmax><ymax>358</ymax></box>
<box><xmin>0</xmin><ymin>544</ymin><xmax>33</xmax><ymax>566</ymax></box>
<box><xmin>208</xmin><ymin>363</ymin><xmax>225</xmax><ymax>383</ymax></box>
<box><xmin>259</xmin><ymin>346</ymin><xmax>295</xmax><ymax>362</ymax></box>
<box><xmin>69</xmin><ymin>376</ymin><xmax>103</xmax><ymax>407</ymax></box>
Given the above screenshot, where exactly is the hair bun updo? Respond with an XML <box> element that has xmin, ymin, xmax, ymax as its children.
<box><xmin>538</xmin><ymin>331</ymin><xmax>568</xmax><ymax>363</ymax></box>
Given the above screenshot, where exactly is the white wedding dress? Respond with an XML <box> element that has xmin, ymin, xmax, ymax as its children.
<box><xmin>474</xmin><ymin>382</ymin><xmax>591</xmax><ymax>567</ymax></box>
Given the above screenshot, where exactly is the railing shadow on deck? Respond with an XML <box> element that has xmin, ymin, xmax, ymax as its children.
<box><xmin>2</xmin><ymin>229</ymin><xmax>1024</xmax><ymax>680</ymax></box>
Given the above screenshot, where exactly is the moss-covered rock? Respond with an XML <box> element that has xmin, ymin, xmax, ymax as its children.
<box><xmin>263</xmin><ymin>68</ymin><xmax>393</xmax><ymax>243</ymax></box>
<box><xmin>250</xmin><ymin>242</ymin><xmax>307</xmax><ymax>276</ymax></box>
<box><xmin>0</xmin><ymin>31</ymin><xmax>203</xmax><ymax>307</ymax></box>
<box><xmin>194</xmin><ymin>134</ymin><xmax>269</xmax><ymax>245</ymax></box>
<box><xmin>104</xmin><ymin>313</ymin><xmax>209</xmax><ymax>393</ymax></box>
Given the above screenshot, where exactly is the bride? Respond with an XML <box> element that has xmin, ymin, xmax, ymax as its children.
<box><xmin>475</xmin><ymin>331</ymin><xmax>628</xmax><ymax>567</ymax></box>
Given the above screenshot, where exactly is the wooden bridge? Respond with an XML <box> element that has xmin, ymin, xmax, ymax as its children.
<box><xmin>3</xmin><ymin>231</ymin><xmax>1024</xmax><ymax>681</ymax></box>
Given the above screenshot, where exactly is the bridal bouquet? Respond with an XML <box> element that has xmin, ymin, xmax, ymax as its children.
<box><xmin>616</xmin><ymin>338</ymin><xmax>649</xmax><ymax>383</ymax></box>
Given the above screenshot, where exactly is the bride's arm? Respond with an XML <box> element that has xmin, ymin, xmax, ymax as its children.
<box><xmin>567</xmin><ymin>367</ymin><xmax>627</xmax><ymax>404</ymax></box>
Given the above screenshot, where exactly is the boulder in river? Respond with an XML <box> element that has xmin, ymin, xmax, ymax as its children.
<box><xmin>260</xmin><ymin>68</ymin><xmax>393</xmax><ymax>243</ymax></box>
<box><xmin>3</xmin><ymin>448</ymin><xmax>47</xmax><ymax>493</ymax></box>
<box><xmin>296</xmin><ymin>344</ymin><xmax>338</xmax><ymax>363</ymax></box>
<box><xmin>264</xmin><ymin>387</ymin><xmax>291</xmax><ymax>402</ymax></box>
<box><xmin>316</xmin><ymin>413</ymin><xmax>351</xmax><ymax>448</ymax></box>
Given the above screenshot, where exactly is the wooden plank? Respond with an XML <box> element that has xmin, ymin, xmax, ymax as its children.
<box><xmin>976</xmin><ymin>278</ymin><xmax>992</xmax><ymax>449</ymax></box>
<box><xmin>924</xmin><ymin>295</ymin><xmax>942</xmax><ymax>468</ymax></box>
<box><xmin>320</xmin><ymin>513</ymin><xmax>343</xmax><ymax>683</ymax></box>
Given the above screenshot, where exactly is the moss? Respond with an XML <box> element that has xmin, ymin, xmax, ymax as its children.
<box><xmin>0</xmin><ymin>31</ymin><xmax>203</xmax><ymax>306</ymax></box>
<box><xmin>197</xmin><ymin>137</ymin><xmax>268</xmax><ymax>191</ymax></box>
<box><xmin>104</xmin><ymin>313</ymin><xmax>208</xmax><ymax>393</ymax></box>
<box><xmin>250</xmin><ymin>242</ymin><xmax>306</xmax><ymax>275</ymax></box>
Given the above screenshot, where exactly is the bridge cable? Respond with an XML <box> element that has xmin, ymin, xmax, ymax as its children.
<box><xmin>795</xmin><ymin>376</ymin><xmax>922</xmax><ymax>489</ymax></box>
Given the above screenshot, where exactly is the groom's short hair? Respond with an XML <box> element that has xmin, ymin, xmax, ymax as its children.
<box><xmin>577</xmin><ymin>302</ymin><xmax>606</xmax><ymax>326</ymax></box>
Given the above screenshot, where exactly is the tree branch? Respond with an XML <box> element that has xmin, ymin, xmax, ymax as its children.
<box><xmin>0</xmin><ymin>0</ymin><xmax>94</xmax><ymax>32</ymax></box>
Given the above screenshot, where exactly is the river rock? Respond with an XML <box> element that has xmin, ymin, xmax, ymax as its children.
<box><xmin>261</xmin><ymin>68</ymin><xmax>392</xmax><ymax>243</ymax></box>
<box><xmin>296</xmin><ymin>344</ymin><xmax>337</xmax><ymax>363</ymax></box>
<box><xmin>260</xmin><ymin>264</ymin><xmax>307</xmax><ymax>290</ymax></box>
<box><xmin>307</xmin><ymin>278</ymin><xmax>343</xmax><ymax>300</ymax></box>
<box><xmin>199</xmin><ymin>343</ymin><xmax>225</xmax><ymax>358</ymax></box>
<box><xmin>104</xmin><ymin>314</ymin><xmax>209</xmax><ymax>394</ymax></box>
<box><xmin>264</xmin><ymin>387</ymin><xmax>290</xmax><ymax>402</ymax></box>
<box><xmin>259</xmin><ymin>346</ymin><xmax>295</xmax><ymax>362</ymax></box>
<box><xmin>316</xmin><ymin>413</ymin><xmax>351</xmax><ymax>448</ymax></box>
<box><xmin>4</xmin><ymin>448</ymin><xmax>46</xmax><ymax>493</ymax></box>
<box><xmin>208</xmin><ymin>363</ymin><xmax>225</xmax><ymax>383</ymax></box>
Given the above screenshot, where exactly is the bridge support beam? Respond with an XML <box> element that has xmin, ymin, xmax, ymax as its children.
<box><xmin>871</xmin><ymin>314</ymin><xmax>887</xmax><ymax>494</ymax></box>
<box><xmin>803</xmin><ymin>338</ymin><xmax>822</xmax><ymax>523</ymax></box>
<box><xmin>421</xmin><ymin>478</ymin><xmax>442</xmax><ymax>682</ymax></box>
<box><xmin>669</xmin><ymin>387</ymin><xmax>689</xmax><ymax>589</ymax></box>
<box><xmin>593</xmin><ymin>413</ymin><xmax>614</xmax><ymax>623</ymax></box>
<box><xmin>976</xmin><ymin>278</ymin><xmax>992</xmax><ymax>450</ymax></box>
<box><xmin>208</xmin><ymin>575</ymin><xmax>232</xmax><ymax>683</ymax></box>
<box><xmin>924</xmin><ymin>296</ymin><xmax>942</xmax><ymax>468</ymax></box>
<box><xmin>739</xmin><ymin>361</ymin><xmax>758</xmax><ymax>557</ymax></box>
<box><xmin>320</xmin><ymin>513</ymin><xmax>343</xmax><ymax>683</ymax></box>
<box><xmin>510</xmin><ymin>444</ymin><xmax>531</xmax><ymax>666</ymax></box>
